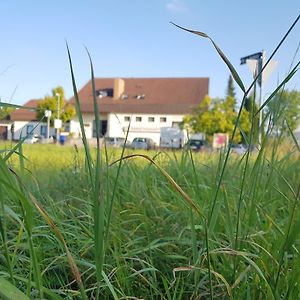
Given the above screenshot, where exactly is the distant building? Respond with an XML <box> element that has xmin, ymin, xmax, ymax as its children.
<box><xmin>5</xmin><ymin>99</ymin><xmax>55</xmax><ymax>140</ymax></box>
<box><xmin>68</xmin><ymin>77</ymin><xmax>209</xmax><ymax>145</ymax></box>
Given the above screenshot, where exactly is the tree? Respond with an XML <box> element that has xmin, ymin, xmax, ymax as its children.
<box><xmin>226</xmin><ymin>75</ymin><xmax>236</xmax><ymax>99</ymax></box>
<box><xmin>183</xmin><ymin>95</ymin><xmax>251</xmax><ymax>143</ymax></box>
<box><xmin>0</xmin><ymin>106</ymin><xmax>15</xmax><ymax>120</ymax></box>
<box><xmin>267</xmin><ymin>89</ymin><xmax>300</xmax><ymax>134</ymax></box>
<box><xmin>244</xmin><ymin>92</ymin><xmax>259</xmax><ymax>142</ymax></box>
<box><xmin>36</xmin><ymin>87</ymin><xmax>75</xmax><ymax>125</ymax></box>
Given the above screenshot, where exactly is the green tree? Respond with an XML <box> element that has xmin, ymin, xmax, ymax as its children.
<box><xmin>0</xmin><ymin>106</ymin><xmax>15</xmax><ymax>120</ymax></box>
<box><xmin>183</xmin><ymin>95</ymin><xmax>250</xmax><ymax>143</ymax></box>
<box><xmin>267</xmin><ymin>89</ymin><xmax>300</xmax><ymax>134</ymax></box>
<box><xmin>244</xmin><ymin>92</ymin><xmax>259</xmax><ymax>142</ymax></box>
<box><xmin>37</xmin><ymin>87</ymin><xmax>75</xmax><ymax>125</ymax></box>
<box><xmin>226</xmin><ymin>75</ymin><xmax>236</xmax><ymax>99</ymax></box>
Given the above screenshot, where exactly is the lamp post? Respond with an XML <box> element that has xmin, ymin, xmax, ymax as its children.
<box><xmin>55</xmin><ymin>93</ymin><xmax>61</xmax><ymax>143</ymax></box>
<box><xmin>241</xmin><ymin>51</ymin><xmax>277</xmax><ymax>146</ymax></box>
<box><xmin>44</xmin><ymin>110</ymin><xmax>52</xmax><ymax>143</ymax></box>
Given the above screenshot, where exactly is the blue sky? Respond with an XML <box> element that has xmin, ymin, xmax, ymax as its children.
<box><xmin>0</xmin><ymin>1</ymin><xmax>299</xmax><ymax>105</ymax></box>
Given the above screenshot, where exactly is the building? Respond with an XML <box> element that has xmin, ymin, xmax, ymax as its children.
<box><xmin>6</xmin><ymin>99</ymin><xmax>55</xmax><ymax>140</ymax></box>
<box><xmin>68</xmin><ymin>77</ymin><xmax>209</xmax><ymax>145</ymax></box>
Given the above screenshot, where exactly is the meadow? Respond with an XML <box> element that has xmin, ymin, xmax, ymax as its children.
<box><xmin>1</xmin><ymin>14</ymin><xmax>300</xmax><ymax>300</ymax></box>
<box><xmin>0</xmin><ymin>140</ymin><xmax>299</xmax><ymax>299</ymax></box>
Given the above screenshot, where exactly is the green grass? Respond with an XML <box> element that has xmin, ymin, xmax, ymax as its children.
<box><xmin>1</xmin><ymin>13</ymin><xmax>300</xmax><ymax>299</ymax></box>
<box><xmin>0</xmin><ymin>142</ymin><xmax>299</xmax><ymax>299</ymax></box>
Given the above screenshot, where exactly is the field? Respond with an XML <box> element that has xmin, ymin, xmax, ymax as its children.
<box><xmin>0</xmin><ymin>140</ymin><xmax>299</xmax><ymax>299</ymax></box>
<box><xmin>1</xmin><ymin>15</ymin><xmax>300</xmax><ymax>299</ymax></box>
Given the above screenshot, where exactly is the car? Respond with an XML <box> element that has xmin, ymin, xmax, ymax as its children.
<box><xmin>230</xmin><ymin>144</ymin><xmax>247</xmax><ymax>155</ymax></box>
<box><xmin>104</xmin><ymin>137</ymin><xmax>129</xmax><ymax>148</ymax></box>
<box><xmin>131</xmin><ymin>137</ymin><xmax>155</xmax><ymax>150</ymax></box>
<box><xmin>23</xmin><ymin>134</ymin><xmax>42</xmax><ymax>144</ymax></box>
<box><xmin>184</xmin><ymin>139</ymin><xmax>207</xmax><ymax>151</ymax></box>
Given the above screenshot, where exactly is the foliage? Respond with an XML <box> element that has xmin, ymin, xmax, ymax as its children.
<box><xmin>226</xmin><ymin>75</ymin><xmax>236</xmax><ymax>99</ymax></box>
<box><xmin>183</xmin><ymin>95</ymin><xmax>251</xmax><ymax>143</ymax></box>
<box><xmin>244</xmin><ymin>92</ymin><xmax>259</xmax><ymax>142</ymax></box>
<box><xmin>36</xmin><ymin>86</ymin><xmax>75</xmax><ymax>124</ymax></box>
<box><xmin>0</xmin><ymin>106</ymin><xmax>15</xmax><ymax>120</ymax></box>
<box><xmin>267</xmin><ymin>89</ymin><xmax>300</xmax><ymax>134</ymax></box>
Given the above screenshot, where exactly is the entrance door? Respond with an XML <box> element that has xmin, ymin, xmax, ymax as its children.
<box><xmin>93</xmin><ymin>120</ymin><xmax>107</xmax><ymax>137</ymax></box>
<box><xmin>0</xmin><ymin>126</ymin><xmax>8</xmax><ymax>140</ymax></box>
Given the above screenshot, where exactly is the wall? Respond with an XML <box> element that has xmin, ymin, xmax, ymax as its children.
<box><xmin>107</xmin><ymin>113</ymin><xmax>184</xmax><ymax>145</ymax></box>
<box><xmin>70</xmin><ymin>112</ymin><xmax>184</xmax><ymax>145</ymax></box>
<box><xmin>69</xmin><ymin>114</ymin><xmax>107</xmax><ymax>139</ymax></box>
<box><xmin>7</xmin><ymin>121</ymin><xmax>55</xmax><ymax>140</ymax></box>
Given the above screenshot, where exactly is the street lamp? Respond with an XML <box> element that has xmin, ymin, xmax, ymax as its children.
<box><xmin>56</xmin><ymin>92</ymin><xmax>60</xmax><ymax>120</ymax></box>
<box><xmin>44</xmin><ymin>110</ymin><xmax>52</xmax><ymax>142</ymax></box>
<box><xmin>55</xmin><ymin>93</ymin><xmax>62</xmax><ymax>143</ymax></box>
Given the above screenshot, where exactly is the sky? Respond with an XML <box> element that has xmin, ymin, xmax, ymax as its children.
<box><xmin>0</xmin><ymin>1</ymin><xmax>299</xmax><ymax>106</ymax></box>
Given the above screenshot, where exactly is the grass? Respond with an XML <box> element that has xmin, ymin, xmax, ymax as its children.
<box><xmin>0</xmin><ymin>14</ymin><xmax>300</xmax><ymax>299</ymax></box>
<box><xmin>0</xmin><ymin>142</ymin><xmax>299</xmax><ymax>299</ymax></box>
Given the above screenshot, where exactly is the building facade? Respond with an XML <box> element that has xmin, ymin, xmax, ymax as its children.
<box><xmin>7</xmin><ymin>99</ymin><xmax>55</xmax><ymax>140</ymax></box>
<box><xmin>68</xmin><ymin>77</ymin><xmax>209</xmax><ymax>145</ymax></box>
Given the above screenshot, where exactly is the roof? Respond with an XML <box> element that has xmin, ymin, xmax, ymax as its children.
<box><xmin>9</xmin><ymin>99</ymin><xmax>40</xmax><ymax>121</ymax></box>
<box><xmin>69</xmin><ymin>77</ymin><xmax>209</xmax><ymax>115</ymax></box>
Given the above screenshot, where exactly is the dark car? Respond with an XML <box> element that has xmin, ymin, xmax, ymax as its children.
<box><xmin>185</xmin><ymin>139</ymin><xmax>207</xmax><ymax>151</ymax></box>
<box><xmin>131</xmin><ymin>137</ymin><xmax>155</xmax><ymax>150</ymax></box>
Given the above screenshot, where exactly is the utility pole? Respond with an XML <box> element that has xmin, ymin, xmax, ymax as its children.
<box><xmin>241</xmin><ymin>51</ymin><xmax>277</xmax><ymax>146</ymax></box>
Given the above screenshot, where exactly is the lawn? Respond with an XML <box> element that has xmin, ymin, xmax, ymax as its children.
<box><xmin>0</xmin><ymin>140</ymin><xmax>299</xmax><ymax>299</ymax></box>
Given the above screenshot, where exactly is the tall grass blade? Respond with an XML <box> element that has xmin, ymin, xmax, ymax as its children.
<box><xmin>255</xmin><ymin>61</ymin><xmax>300</xmax><ymax>116</ymax></box>
<box><xmin>171</xmin><ymin>22</ymin><xmax>245</xmax><ymax>92</ymax></box>
<box><xmin>86</xmin><ymin>47</ymin><xmax>105</xmax><ymax>287</ymax></box>
<box><xmin>66</xmin><ymin>43</ymin><xmax>94</xmax><ymax>190</ymax></box>
<box><xmin>0</xmin><ymin>277</ymin><xmax>30</xmax><ymax>300</ymax></box>
<box><xmin>0</xmin><ymin>161</ymin><xmax>43</xmax><ymax>299</ymax></box>
<box><xmin>286</xmin><ymin>119</ymin><xmax>300</xmax><ymax>152</ymax></box>
<box><xmin>4</xmin><ymin>119</ymin><xmax>45</xmax><ymax>162</ymax></box>
<box><xmin>0</xmin><ymin>102</ymin><xmax>38</xmax><ymax>110</ymax></box>
<box><xmin>101</xmin><ymin>271</ymin><xmax>120</xmax><ymax>300</ymax></box>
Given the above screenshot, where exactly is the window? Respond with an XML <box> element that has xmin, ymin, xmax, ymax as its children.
<box><xmin>40</xmin><ymin>125</ymin><xmax>47</xmax><ymax>137</ymax></box>
<box><xmin>172</xmin><ymin>122</ymin><xmax>181</xmax><ymax>128</ymax></box>
<box><xmin>148</xmin><ymin>117</ymin><xmax>155</xmax><ymax>122</ymax></box>
<box><xmin>136</xmin><ymin>116</ymin><xmax>142</xmax><ymax>122</ymax></box>
<box><xmin>93</xmin><ymin>120</ymin><xmax>107</xmax><ymax>137</ymax></box>
<box><xmin>124</xmin><ymin>116</ymin><xmax>131</xmax><ymax>122</ymax></box>
<box><xmin>160</xmin><ymin>117</ymin><xmax>167</xmax><ymax>123</ymax></box>
<box><xmin>26</xmin><ymin>124</ymin><xmax>34</xmax><ymax>135</ymax></box>
<box><xmin>96</xmin><ymin>88</ymin><xmax>113</xmax><ymax>98</ymax></box>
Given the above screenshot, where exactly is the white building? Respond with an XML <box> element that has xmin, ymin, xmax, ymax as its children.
<box><xmin>4</xmin><ymin>99</ymin><xmax>55</xmax><ymax>141</ymax></box>
<box><xmin>68</xmin><ymin>77</ymin><xmax>209</xmax><ymax>145</ymax></box>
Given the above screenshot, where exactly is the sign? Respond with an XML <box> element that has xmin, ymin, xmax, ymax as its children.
<box><xmin>240</xmin><ymin>52</ymin><xmax>263</xmax><ymax>65</ymax></box>
<box><xmin>44</xmin><ymin>110</ymin><xmax>52</xmax><ymax>117</ymax></box>
<box><xmin>54</xmin><ymin>119</ymin><xmax>62</xmax><ymax>129</ymax></box>
<box><xmin>213</xmin><ymin>133</ymin><xmax>228</xmax><ymax>149</ymax></box>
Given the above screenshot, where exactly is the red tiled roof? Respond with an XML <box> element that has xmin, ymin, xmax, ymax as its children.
<box><xmin>9</xmin><ymin>99</ymin><xmax>40</xmax><ymax>121</ymax></box>
<box><xmin>69</xmin><ymin>77</ymin><xmax>209</xmax><ymax>114</ymax></box>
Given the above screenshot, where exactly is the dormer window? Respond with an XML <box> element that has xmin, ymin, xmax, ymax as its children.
<box><xmin>121</xmin><ymin>94</ymin><xmax>129</xmax><ymax>100</ymax></box>
<box><xmin>97</xmin><ymin>90</ymin><xmax>107</xmax><ymax>98</ymax></box>
<box><xmin>96</xmin><ymin>89</ymin><xmax>113</xmax><ymax>98</ymax></box>
<box><xmin>136</xmin><ymin>94</ymin><xmax>145</xmax><ymax>100</ymax></box>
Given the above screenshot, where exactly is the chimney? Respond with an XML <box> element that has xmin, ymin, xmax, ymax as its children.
<box><xmin>113</xmin><ymin>78</ymin><xmax>125</xmax><ymax>100</ymax></box>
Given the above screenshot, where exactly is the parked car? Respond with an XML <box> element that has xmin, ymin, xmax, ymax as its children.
<box><xmin>131</xmin><ymin>137</ymin><xmax>155</xmax><ymax>150</ymax></box>
<box><xmin>23</xmin><ymin>134</ymin><xmax>42</xmax><ymax>144</ymax></box>
<box><xmin>104</xmin><ymin>137</ymin><xmax>129</xmax><ymax>148</ymax></box>
<box><xmin>184</xmin><ymin>139</ymin><xmax>207</xmax><ymax>151</ymax></box>
<box><xmin>230</xmin><ymin>144</ymin><xmax>247</xmax><ymax>155</ymax></box>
